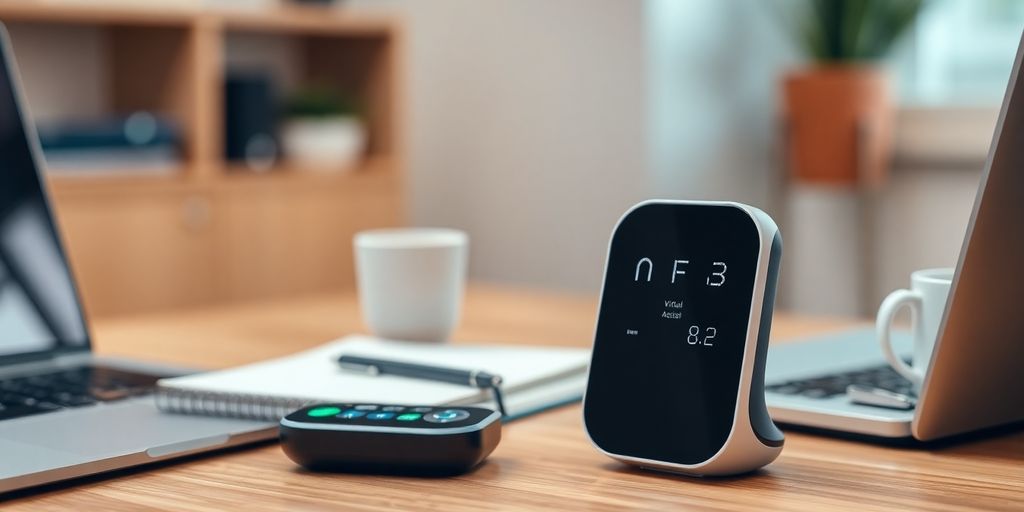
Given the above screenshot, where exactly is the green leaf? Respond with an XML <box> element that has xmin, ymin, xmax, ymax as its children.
<box><xmin>284</xmin><ymin>86</ymin><xmax>360</xmax><ymax>119</ymax></box>
<box><xmin>783</xmin><ymin>0</ymin><xmax>926</xmax><ymax>63</ymax></box>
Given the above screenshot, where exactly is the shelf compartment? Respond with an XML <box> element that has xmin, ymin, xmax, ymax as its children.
<box><xmin>221</xmin><ymin>26</ymin><xmax>399</xmax><ymax>174</ymax></box>
<box><xmin>5</xmin><ymin>20</ymin><xmax>197</xmax><ymax>180</ymax></box>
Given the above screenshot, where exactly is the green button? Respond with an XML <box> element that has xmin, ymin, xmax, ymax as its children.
<box><xmin>307</xmin><ymin>406</ymin><xmax>341</xmax><ymax>417</ymax></box>
<box><xmin>396</xmin><ymin>413</ymin><xmax>421</xmax><ymax>421</ymax></box>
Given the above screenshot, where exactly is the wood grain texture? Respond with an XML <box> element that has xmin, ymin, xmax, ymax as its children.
<box><xmin>3</xmin><ymin>285</ymin><xmax>1021</xmax><ymax>511</ymax></box>
<box><xmin>0</xmin><ymin>2</ymin><xmax>393</xmax><ymax>33</ymax></box>
<box><xmin>48</xmin><ymin>186</ymin><xmax>221</xmax><ymax>317</ymax></box>
<box><xmin>210</xmin><ymin>171</ymin><xmax>403</xmax><ymax>300</ymax></box>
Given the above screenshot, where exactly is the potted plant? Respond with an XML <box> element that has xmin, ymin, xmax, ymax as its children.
<box><xmin>281</xmin><ymin>86</ymin><xmax>367</xmax><ymax>171</ymax></box>
<box><xmin>782</xmin><ymin>0</ymin><xmax>925</xmax><ymax>186</ymax></box>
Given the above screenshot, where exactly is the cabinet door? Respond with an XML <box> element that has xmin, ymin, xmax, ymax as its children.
<box><xmin>49</xmin><ymin>188</ymin><xmax>218</xmax><ymax>317</ymax></box>
<box><xmin>213</xmin><ymin>175</ymin><xmax>403</xmax><ymax>301</ymax></box>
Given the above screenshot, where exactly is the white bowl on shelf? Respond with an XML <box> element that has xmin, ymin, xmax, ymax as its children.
<box><xmin>281</xmin><ymin>116</ymin><xmax>367</xmax><ymax>172</ymax></box>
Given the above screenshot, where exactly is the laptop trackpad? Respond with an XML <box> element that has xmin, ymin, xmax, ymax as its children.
<box><xmin>1</xmin><ymin>401</ymin><xmax>272</xmax><ymax>458</ymax></box>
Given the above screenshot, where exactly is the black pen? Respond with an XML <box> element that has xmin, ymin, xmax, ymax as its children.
<box><xmin>337</xmin><ymin>354</ymin><xmax>508</xmax><ymax>416</ymax></box>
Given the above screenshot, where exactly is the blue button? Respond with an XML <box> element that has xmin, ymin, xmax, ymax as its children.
<box><xmin>423</xmin><ymin>409</ymin><xmax>471</xmax><ymax>423</ymax></box>
<box><xmin>337</xmin><ymin>410</ymin><xmax>366</xmax><ymax>419</ymax></box>
<box><xmin>366</xmin><ymin>412</ymin><xmax>396</xmax><ymax>420</ymax></box>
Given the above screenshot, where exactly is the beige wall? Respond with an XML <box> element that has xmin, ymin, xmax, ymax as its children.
<box><xmin>7</xmin><ymin>24</ymin><xmax>106</xmax><ymax>124</ymax></box>
<box><xmin>872</xmin><ymin>167</ymin><xmax>981</xmax><ymax>308</ymax></box>
<box><xmin>350</xmin><ymin>0</ymin><xmax>650</xmax><ymax>291</ymax></box>
<box><xmin>784</xmin><ymin>169</ymin><xmax>982</xmax><ymax>317</ymax></box>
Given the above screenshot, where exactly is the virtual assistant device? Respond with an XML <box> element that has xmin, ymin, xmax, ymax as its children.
<box><xmin>280</xmin><ymin>404</ymin><xmax>501</xmax><ymax>475</ymax></box>
<box><xmin>583</xmin><ymin>200</ymin><xmax>784</xmax><ymax>476</ymax></box>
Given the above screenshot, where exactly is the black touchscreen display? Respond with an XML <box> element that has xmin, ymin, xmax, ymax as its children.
<box><xmin>585</xmin><ymin>203</ymin><xmax>760</xmax><ymax>465</ymax></box>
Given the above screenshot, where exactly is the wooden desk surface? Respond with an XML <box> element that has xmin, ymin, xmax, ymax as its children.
<box><xmin>5</xmin><ymin>285</ymin><xmax>1022</xmax><ymax>511</ymax></box>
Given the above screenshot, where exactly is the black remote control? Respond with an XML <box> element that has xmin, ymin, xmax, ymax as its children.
<box><xmin>279</xmin><ymin>404</ymin><xmax>502</xmax><ymax>475</ymax></box>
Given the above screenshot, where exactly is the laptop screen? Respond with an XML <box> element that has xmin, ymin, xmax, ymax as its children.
<box><xmin>0</xmin><ymin>34</ymin><xmax>89</xmax><ymax>360</ymax></box>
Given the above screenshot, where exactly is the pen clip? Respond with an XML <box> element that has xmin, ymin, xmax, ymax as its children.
<box><xmin>470</xmin><ymin>370</ymin><xmax>507</xmax><ymax>418</ymax></box>
<box><xmin>489</xmin><ymin>384</ymin><xmax>508</xmax><ymax>418</ymax></box>
<box><xmin>339</xmin><ymin>361</ymin><xmax>380</xmax><ymax>376</ymax></box>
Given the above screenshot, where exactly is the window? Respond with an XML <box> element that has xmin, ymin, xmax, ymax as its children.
<box><xmin>895</xmin><ymin>0</ymin><xmax>1024</xmax><ymax>105</ymax></box>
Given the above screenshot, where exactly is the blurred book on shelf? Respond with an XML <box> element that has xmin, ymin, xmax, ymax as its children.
<box><xmin>224</xmin><ymin>72</ymin><xmax>279</xmax><ymax>173</ymax></box>
<box><xmin>37</xmin><ymin>111</ymin><xmax>182</xmax><ymax>176</ymax></box>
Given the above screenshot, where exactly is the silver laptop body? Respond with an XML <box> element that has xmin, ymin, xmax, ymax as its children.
<box><xmin>766</xmin><ymin>30</ymin><xmax>1024</xmax><ymax>442</ymax></box>
<box><xmin>0</xmin><ymin>25</ymin><xmax>275</xmax><ymax>494</ymax></box>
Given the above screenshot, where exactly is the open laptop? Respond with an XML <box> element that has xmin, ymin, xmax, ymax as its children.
<box><xmin>765</xmin><ymin>31</ymin><xmax>1024</xmax><ymax>442</ymax></box>
<box><xmin>0</xmin><ymin>26</ymin><xmax>275</xmax><ymax>493</ymax></box>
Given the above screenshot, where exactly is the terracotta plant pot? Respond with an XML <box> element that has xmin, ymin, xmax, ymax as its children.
<box><xmin>782</xmin><ymin>66</ymin><xmax>892</xmax><ymax>187</ymax></box>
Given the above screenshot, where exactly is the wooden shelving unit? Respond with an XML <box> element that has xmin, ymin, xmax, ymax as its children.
<box><xmin>0</xmin><ymin>3</ymin><xmax>405</xmax><ymax>316</ymax></box>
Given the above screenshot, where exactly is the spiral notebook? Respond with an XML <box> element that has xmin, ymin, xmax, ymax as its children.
<box><xmin>154</xmin><ymin>335</ymin><xmax>590</xmax><ymax>422</ymax></box>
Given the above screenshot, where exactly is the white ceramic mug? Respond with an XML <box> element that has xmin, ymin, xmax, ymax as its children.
<box><xmin>876</xmin><ymin>268</ymin><xmax>954</xmax><ymax>393</ymax></box>
<box><xmin>354</xmin><ymin>228</ymin><xmax>468</xmax><ymax>342</ymax></box>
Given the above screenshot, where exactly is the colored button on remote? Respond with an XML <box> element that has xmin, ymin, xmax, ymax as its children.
<box><xmin>423</xmin><ymin>409</ymin><xmax>470</xmax><ymax>423</ymax></box>
<box><xmin>396</xmin><ymin>413</ymin><xmax>422</xmax><ymax>421</ymax></box>
<box><xmin>307</xmin><ymin>406</ymin><xmax>341</xmax><ymax>418</ymax></box>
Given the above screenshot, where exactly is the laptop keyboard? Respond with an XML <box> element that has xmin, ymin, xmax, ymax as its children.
<box><xmin>766</xmin><ymin>363</ymin><xmax>915</xmax><ymax>399</ymax></box>
<box><xmin>0</xmin><ymin>366</ymin><xmax>160</xmax><ymax>421</ymax></box>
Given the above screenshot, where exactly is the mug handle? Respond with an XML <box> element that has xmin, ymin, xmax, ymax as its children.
<box><xmin>876</xmin><ymin>289</ymin><xmax>925</xmax><ymax>386</ymax></box>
